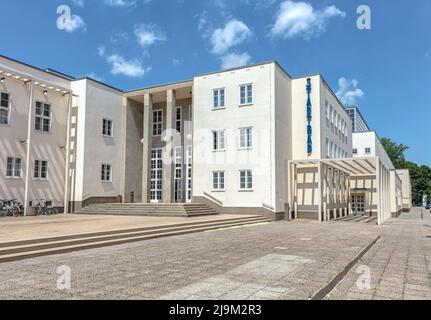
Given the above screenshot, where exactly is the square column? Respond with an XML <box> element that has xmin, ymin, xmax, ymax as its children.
<box><xmin>163</xmin><ymin>89</ymin><xmax>176</xmax><ymax>203</ymax></box>
<box><xmin>142</xmin><ymin>93</ymin><xmax>153</xmax><ymax>203</ymax></box>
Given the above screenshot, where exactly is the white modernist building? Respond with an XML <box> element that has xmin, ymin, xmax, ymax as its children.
<box><xmin>0</xmin><ymin>55</ymin><xmax>411</xmax><ymax>224</ymax></box>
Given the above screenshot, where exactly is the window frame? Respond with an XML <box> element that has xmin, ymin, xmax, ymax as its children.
<box><xmin>365</xmin><ymin>148</ymin><xmax>372</xmax><ymax>155</ymax></box>
<box><xmin>239</xmin><ymin>83</ymin><xmax>253</xmax><ymax>106</ymax></box>
<box><xmin>101</xmin><ymin>163</ymin><xmax>113</xmax><ymax>182</ymax></box>
<box><xmin>213</xmin><ymin>88</ymin><xmax>226</xmax><ymax>110</ymax></box>
<box><xmin>34</xmin><ymin>101</ymin><xmax>52</xmax><ymax>133</ymax></box>
<box><xmin>152</xmin><ymin>109</ymin><xmax>163</xmax><ymax>137</ymax></box>
<box><xmin>102</xmin><ymin>118</ymin><xmax>114</xmax><ymax>137</ymax></box>
<box><xmin>212</xmin><ymin>171</ymin><xmax>225</xmax><ymax>191</ymax></box>
<box><xmin>239</xmin><ymin>170</ymin><xmax>253</xmax><ymax>191</ymax></box>
<box><xmin>33</xmin><ymin>159</ymin><xmax>49</xmax><ymax>181</ymax></box>
<box><xmin>212</xmin><ymin>130</ymin><xmax>226</xmax><ymax>151</ymax></box>
<box><xmin>0</xmin><ymin>91</ymin><xmax>10</xmax><ymax>126</ymax></box>
<box><xmin>6</xmin><ymin>156</ymin><xmax>22</xmax><ymax>179</ymax></box>
<box><xmin>176</xmin><ymin>106</ymin><xmax>182</xmax><ymax>134</ymax></box>
<box><xmin>239</xmin><ymin>127</ymin><xmax>253</xmax><ymax>149</ymax></box>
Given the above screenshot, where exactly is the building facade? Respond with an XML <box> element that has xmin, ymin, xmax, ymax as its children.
<box><xmin>0</xmin><ymin>55</ymin><xmax>412</xmax><ymax>224</ymax></box>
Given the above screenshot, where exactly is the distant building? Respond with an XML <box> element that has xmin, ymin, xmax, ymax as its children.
<box><xmin>346</xmin><ymin>106</ymin><xmax>370</xmax><ymax>133</ymax></box>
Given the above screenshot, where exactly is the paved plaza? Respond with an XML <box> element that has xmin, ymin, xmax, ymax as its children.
<box><xmin>0</xmin><ymin>208</ymin><xmax>430</xmax><ymax>300</ymax></box>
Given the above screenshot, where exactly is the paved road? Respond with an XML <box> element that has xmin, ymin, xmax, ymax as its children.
<box><xmin>0</xmin><ymin>208</ymin><xmax>429</xmax><ymax>300</ymax></box>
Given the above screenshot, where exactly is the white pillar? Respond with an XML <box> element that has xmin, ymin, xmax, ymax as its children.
<box><xmin>63</xmin><ymin>93</ymin><xmax>73</xmax><ymax>213</ymax></box>
<box><xmin>23</xmin><ymin>81</ymin><xmax>34</xmax><ymax>216</ymax></box>
<box><xmin>142</xmin><ymin>93</ymin><xmax>153</xmax><ymax>203</ymax></box>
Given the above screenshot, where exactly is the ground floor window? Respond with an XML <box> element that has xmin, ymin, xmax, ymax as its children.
<box><xmin>101</xmin><ymin>164</ymin><xmax>112</xmax><ymax>182</ymax></box>
<box><xmin>151</xmin><ymin>149</ymin><xmax>163</xmax><ymax>202</ymax></box>
<box><xmin>213</xmin><ymin>171</ymin><xmax>225</xmax><ymax>191</ymax></box>
<box><xmin>186</xmin><ymin>146</ymin><xmax>192</xmax><ymax>202</ymax></box>
<box><xmin>239</xmin><ymin>170</ymin><xmax>253</xmax><ymax>190</ymax></box>
<box><xmin>174</xmin><ymin>147</ymin><xmax>183</xmax><ymax>203</ymax></box>
<box><xmin>34</xmin><ymin>160</ymin><xmax>48</xmax><ymax>180</ymax></box>
<box><xmin>6</xmin><ymin>157</ymin><xmax>22</xmax><ymax>178</ymax></box>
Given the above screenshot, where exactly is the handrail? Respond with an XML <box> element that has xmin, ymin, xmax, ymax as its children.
<box><xmin>262</xmin><ymin>203</ymin><xmax>275</xmax><ymax>211</ymax></box>
<box><xmin>203</xmin><ymin>192</ymin><xmax>223</xmax><ymax>206</ymax></box>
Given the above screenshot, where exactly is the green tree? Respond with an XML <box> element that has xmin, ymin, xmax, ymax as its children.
<box><xmin>381</xmin><ymin>139</ymin><xmax>431</xmax><ymax>205</ymax></box>
<box><xmin>380</xmin><ymin>138</ymin><xmax>409</xmax><ymax>169</ymax></box>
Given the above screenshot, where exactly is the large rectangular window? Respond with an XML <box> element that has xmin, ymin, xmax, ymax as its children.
<box><xmin>213</xmin><ymin>171</ymin><xmax>225</xmax><ymax>191</ymax></box>
<box><xmin>150</xmin><ymin>149</ymin><xmax>163</xmax><ymax>202</ymax></box>
<box><xmin>239</xmin><ymin>170</ymin><xmax>253</xmax><ymax>190</ymax></box>
<box><xmin>0</xmin><ymin>92</ymin><xmax>10</xmax><ymax>125</ymax></box>
<box><xmin>239</xmin><ymin>127</ymin><xmax>253</xmax><ymax>149</ymax></box>
<box><xmin>240</xmin><ymin>84</ymin><xmax>253</xmax><ymax>105</ymax></box>
<box><xmin>35</xmin><ymin>102</ymin><xmax>51</xmax><ymax>133</ymax></box>
<box><xmin>102</xmin><ymin>118</ymin><xmax>113</xmax><ymax>137</ymax></box>
<box><xmin>34</xmin><ymin>160</ymin><xmax>48</xmax><ymax>180</ymax></box>
<box><xmin>101</xmin><ymin>164</ymin><xmax>112</xmax><ymax>182</ymax></box>
<box><xmin>213</xmin><ymin>89</ymin><xmax>225</xmax><ymax>109</ymax></box>
<box><xmin>152</xmin><ymin>110</ymin><xmax>163</xmax><ymax>136</ymax></box>
<box><xmin>213</xmin><ymin>130</ymin><xmax>225</xmax><ymax>151</ymax></box>
<box><xmin>6</xmin><ymin>157</ymin><xmax>22</xmax><ymax>178</ymax></box>
<box><xmin>176</xmin><ymin>106</ymin><xmax>182</xmax><ymax>133</ymax></box>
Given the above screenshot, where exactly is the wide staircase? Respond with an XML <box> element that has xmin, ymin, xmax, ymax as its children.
<box><xmin>0</xmin><ymin>215</ymin><xmax>272</xmax><ymax>263</ymax></box>
<box><xmin>78</xmin><ymin>203</ymin><xmax>219</xmax><ymax>217</ymax></box>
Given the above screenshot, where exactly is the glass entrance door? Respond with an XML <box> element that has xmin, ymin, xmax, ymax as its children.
<box><xmin>352</xmin><ymin>194</ymin><xmax>365</xmax><ymax>214</ymax></box>
<box><xmin>150</xmin><ymin>149</ymin><xmax>163</xmax><ymax>203</ymax></box>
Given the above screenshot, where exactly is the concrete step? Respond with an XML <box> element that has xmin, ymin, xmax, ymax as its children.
<box><xmin>78</xmin><ymin>203</ymin><xmax>219</xmax><ymax>218</ymax></box>
<box><xmin>0</xmin><ymin>216</ymin><xmax>271</xmax><ymax>263</ymax></box>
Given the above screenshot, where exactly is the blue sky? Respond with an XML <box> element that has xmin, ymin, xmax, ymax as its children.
<box><xmin>1</xmin><ymin>0</ymin><xmax>430</xmax><ymax>166</ymax></box>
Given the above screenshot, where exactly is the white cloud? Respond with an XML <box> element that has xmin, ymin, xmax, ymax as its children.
<box><xmin>221</xmin><ymin>52</ymin><xmax>251</xmax><ymax>70</ymax></box>
<box><xmin>270</xmin><ymin>0</ymin><xmax>345</xmax><ymax>39</ymax></box>
<box><xmin>134</xmin><ymin>24</ymin><xmax>167</xmax><ymax>49</ymax></box>
<box><xmin>336</xmin><ymin>77</ymin><xmax>364</xmax><ymax>106</ymax></box>
<box><xmin>104</xmin><ymin>0</ymin><xmax>137</xmax><ymax>7</ymax></box>
<box><xmin>98</xmin><ymin>46</ymin><xmax>106</xmax><ymax>57</ymax></box>
<box><xmin>72</xmin><ymin>0</ymin><xmax>85</xmax><ymax>7</ymax></box>
<box><xmin>210</xmin><ymin>19</ymin><xmax>252</xmax><ymax>55</ymax></box>
<box><xmin>106</xmin><ymin>54</ymin><xmax>148</xmax><ymax>77</ymax></box>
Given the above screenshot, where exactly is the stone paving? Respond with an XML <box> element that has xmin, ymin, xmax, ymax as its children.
<box><xmin>327</xmin><ymin>208</ymin><xmax>431</xmax><ymax>300</ymax></box>
<box><xmin>0</xmin><ymin>208</ymin><xmax>429</xmax><ymax>300</ymax></box>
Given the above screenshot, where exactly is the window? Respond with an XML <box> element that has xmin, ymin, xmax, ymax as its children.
<box><xmin>240</xmin><ymin>170</ymin><xmax>253</xmax><ymax>190</ymax></box>
<box><xmin>176</xmin><ymin>107</ymin><xmax>182</xmax><ymax>133</ymax></box>
<box><xmin>365</xmin><ymin>148</ymin><xmax>371</xmax><ymax>155</ymax></box>
<box><xmin>152</xmin><ymin>110</ymin><xmax>163</xmax><ymax>136</ymax></box>
<box><xmin>33</xmin><ymin>160</ymin><xmax>48</xmax><ymax>180</ymax></box>
<box><xmin>330</xmin><ymin>107</ymin><xmax>335</xmax><ymax>124</ymax></box>
<box><xmin>150</xmin><ymin>149</ymin><xmax>163</xmax><ymax>201</ymax></box>
<box><xmin>102</xmin><ymin>119</ymin><xmax>113</xmax><ymax>137</ymax></box>
<box><xmin>0</xmin><ymin>92</ymin><xmax>10</xmax><ymax>125</ymax></box>
<box><xmin>35</xmin><ymin>102</ymin><xmax>51</xmax><ymax>133</ymax></box>
<box><xmin>353</xmin><ymin>148</ymin><xmax>358</xmax><ymax>155</ymax></box>
<box><xmin>213</xmin><ymin>171</ymin><xmax>225</xmax><ymax>191</ymax></box>
<box><xmin>213</xmin><ymin>89</ymin><xmax>225</xmax><ymax>109</ymax></box>
<box><xmin>213</xmin><ymin>130</ymin><xmax>225</xmax><ymax>151</ymax></box>
<box><xmin>101</xmin><ymin>164</ymin><xmax>112</xmax><ymax>182</ymax></box>
<box><xmin>330</xmin><ymin>142</ymin><xmax>334</xmax><ymax>158</ymax></box>
<box><xmin>325</xmin><ymin>101</ymin><xmax>330</xmax><ymax>120</ymax></box>
<box><xmin>6</xmin><ymin>157</ymin><xmax>22</xmax><ymax>178</ymax></box>
<box><xmin>240</xmin><ymin>84</ymin><xmax>253</xmax><ymax>105</ymax></box>
<box><xmin>239</xmin><ymin>127</ymin><xmax>253</xmax><ymax>149</ymax></box>
<box><xmin>326</xmin><ymin>138</ymin><xmax>330</xmax><ymax>158</ymax></box>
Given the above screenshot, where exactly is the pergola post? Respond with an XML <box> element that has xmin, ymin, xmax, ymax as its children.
<box><xmin>317</xmin><ymin>161</ymin><xmax>322</xmax><ymax>222</ymax></box>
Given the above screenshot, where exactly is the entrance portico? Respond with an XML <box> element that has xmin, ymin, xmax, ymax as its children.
<box><xmin>288</xmin><ymin>157</ymin><xmax>392</xmax><ymax>225</ymax></box>
<box><xmin>122</xmin><ymin>80</ymin><xmax>193</xmax><ymax>204</ymax></box>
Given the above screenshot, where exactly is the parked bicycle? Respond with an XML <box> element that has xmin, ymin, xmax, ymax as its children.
<box><xmin>0</xmin><ymin>199</ymin><xmax>24</xmax><ymax>217</ymax></box>
<box><xmin>33</xmin><ymin>199</ymin><xmax>59</xmax><ymax>216</ymax></box>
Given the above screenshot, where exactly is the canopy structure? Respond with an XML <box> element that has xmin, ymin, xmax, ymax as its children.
<box><xmin>287</xmin><ymin>157</ymin><xmax>392</xmax><ymax>225</ymax></box>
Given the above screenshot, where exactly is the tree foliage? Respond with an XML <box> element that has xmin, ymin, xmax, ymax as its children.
<box><xmin>381</xmin><ymin>138</ymin><xmax>431</xmax><ymax>205</ymax></box>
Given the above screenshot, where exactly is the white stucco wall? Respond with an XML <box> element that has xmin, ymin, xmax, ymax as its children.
<box><xmin>193</xmin><ymin>63</ymin><xmax>274</xmax><ymax>209</ymax></box>
<box><xmin>0</xmin><ymin>57</ymin><xmax>69</xmax><ymax>206</ymax></box>
<box><xmin>71</xmin><ymin>79</ymin><xmax>123</xmax><ymax>205</ymax></box>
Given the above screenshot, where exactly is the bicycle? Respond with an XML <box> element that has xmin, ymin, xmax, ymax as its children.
<box><xmin>0</xmin><ymin>200</ymin><xmax>24</xmax><ymax>217</ymax></box>
<box><xmin>33</xmin><ymin>199</ymin><xmax>58</xmax><ymax>216</ymax></box>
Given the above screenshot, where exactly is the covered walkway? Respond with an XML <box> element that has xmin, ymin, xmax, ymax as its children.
<box><xmin>288</xmin><ymin>157</ymin><xmax>392</xmax><ymax>225</ymax></box>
